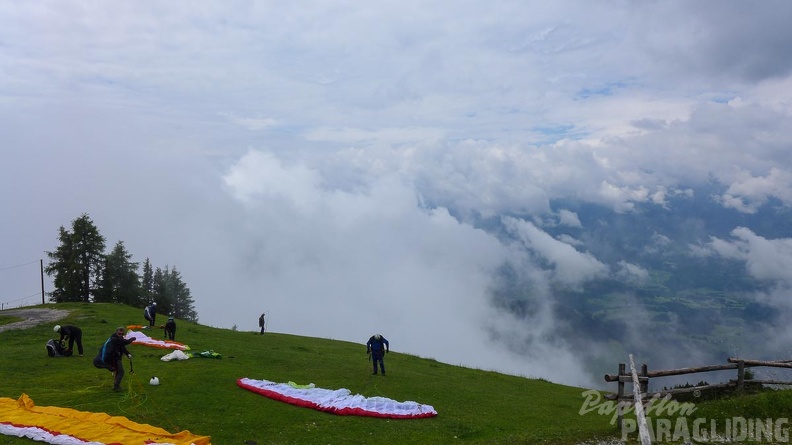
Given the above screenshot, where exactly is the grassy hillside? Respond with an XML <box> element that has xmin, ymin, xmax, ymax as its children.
<box><xmin>0</xmin><ymin>303</ymin><xmax>619</xmax><ymax>444</ymax></box>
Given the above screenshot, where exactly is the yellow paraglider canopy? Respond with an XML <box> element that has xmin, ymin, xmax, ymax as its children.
<box><xmin>0</xmin><ymin>393</ymin><xmax>210</xmax><ymax>444</ymax></box>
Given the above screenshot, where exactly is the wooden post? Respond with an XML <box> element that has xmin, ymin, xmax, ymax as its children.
<box><xmin>641</xmin><ymin>363</ymin><xmax>649</xmax><ymax>396</ymax></box>
<box><xmin>629</xmin><ymin>355</ymin><xmax>652</xmax><ymax>445</ymax></box>
<box><xmin>40</xmin><ymin>259</ymin><xmax>45</xmax><ymax>305</ymax></box>
<box><xmin>617</xmin><ymin>363</ymin><xmax>626</xmax><ymax>429</ymax></box>
<box><xmin>737</xmin><ymin>360</ymin><xmax>745</xmax><ymax>391</ymax></box>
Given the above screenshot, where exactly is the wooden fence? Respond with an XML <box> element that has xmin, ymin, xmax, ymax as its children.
<box><xmin>603</xmin><ymin>357</ymin><xmax>792</xmax><ymax>431</ymax></box>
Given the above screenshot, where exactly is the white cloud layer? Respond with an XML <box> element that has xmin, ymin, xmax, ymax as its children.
<box><xmin>2</xmin><ymin>1</ymin><xmax>792</xmax><ymax>386</ymax></box>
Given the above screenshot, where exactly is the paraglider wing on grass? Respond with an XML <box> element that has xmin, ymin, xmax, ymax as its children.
<box><xmin>161</xmin><ymin>350</ymin><xmax>222</xmax><ymax>361</ymax></box>
<box><xmin>126</xmin><ymin>329</ymin><xmax>190</xmax><ymax>350</ymax></box>
<box><xmin>0</xmin><ymin>393</ymin><xmax>211</xmax><ymax>445</ymax></box>
<box><xmin>237</xmin><ymin>377</ymin><xmax>437</xmax><ymax>419</ymax></box>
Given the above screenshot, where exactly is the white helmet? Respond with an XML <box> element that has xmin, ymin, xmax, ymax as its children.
<box><xmin>150</xmin><ymin>377</ymin><xmax>160</xmax><ymax>386</ymax></box>
<box><xmin>53</xmin><ymin>325</ymin><xmax>61</xmax><ymax>333</ymax></box>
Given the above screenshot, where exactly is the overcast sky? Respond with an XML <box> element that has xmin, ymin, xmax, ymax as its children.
<box><xmin>2</xmin><ymin>1</ymin><xmax>792</xmax><ymax>387</ymax></box>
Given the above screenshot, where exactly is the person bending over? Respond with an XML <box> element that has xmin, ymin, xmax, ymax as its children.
<box><xmin>366</xmin><ymin>334</ymin><xmax>389</xmax><ymax>376</ymax></box>
<box><xmin>54</xmin><ymin>324</ymin><xmax>84</xmax><ymax>356</ymax></box>
<box><xmin>93</xmin><ymin>327</ymin><xmax>136</xmax><ymax>391</ymax></box>
<box><xmin>164</xmin><ymin>317</ymin><xmax>176</xmax><ymax>340</ymax></box>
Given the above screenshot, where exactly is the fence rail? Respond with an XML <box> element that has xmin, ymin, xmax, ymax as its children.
<box><xmin>604</xmin><ymin>356</ymin><xmax>792</xmax><ymax>433</ymax></box>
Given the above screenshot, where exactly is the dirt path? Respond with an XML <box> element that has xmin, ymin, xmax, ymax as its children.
<box><xmin>0</xmin><ymin>308</ymin><xmax>70</xmax><ymax>333</ymax></box>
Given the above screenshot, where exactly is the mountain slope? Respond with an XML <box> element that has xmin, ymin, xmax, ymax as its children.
<box><xmin>0</xmin><ymin>303</ymin><xmax>615</xmax><ymax>445</ymax></box>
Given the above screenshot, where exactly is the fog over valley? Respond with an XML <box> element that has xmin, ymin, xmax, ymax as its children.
<box><xmin>3</xmin><ymin>1</ymin><xmax>792</xmax><ymax>388</ymax></box>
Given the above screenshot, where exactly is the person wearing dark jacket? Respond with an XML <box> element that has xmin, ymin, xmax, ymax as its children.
<box><xmin>164</xmin><ymin>317</ymin><xmax>176</xmax><ymax>340</ymax></box>
<box><xmin>144</xmin><ymin>302</ymin><xmax>158</xmax><ymax>327</ymax></box>
<box><xmin>366</xmin><ymin>334</ymin><xmax>389</xmax><ymax>375</ymax></box>
<box><xmin>54</xmin><ymin>324</ymin><xmax>84</xmax><ymax>356</ymax></box>
<box><xmin>93</xmin><ymin>327</ymin><xmax>136</xmax><ymax>391</ymax></box>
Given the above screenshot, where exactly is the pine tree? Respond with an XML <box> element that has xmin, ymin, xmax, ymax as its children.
<box><xmin>169</xmin><ymin>266</ymin><xmax>198</xmax><ymax>322</ymax></box>
<box><xmin>44</xmin><ymin>215</ymin><xmax>199</xmax><ymax>320</ymax></box>
<box><xmin>151</xmin><ymin>265</ymin><xmax>198</xmax><ymax>322</ymax></box>
<box><xmin>152</xmin><ymin>266</ymin><xmax>167</xmax><ymax>310</ymax></box>
<box><xmin>141</xmin><ymin>258</ymin><xmax>154</xmax><ymax>305</ymax></box>
<box><xmin>95</xmin><ymin>241</ymin><xmax>142</xmax><ymax>306</ymax></box>
<box><xmin>94</xmin><ymin>256</ymin><xmax>113</xmax><ymax>303</ymax></box>
<box><xmin>45</xmin><ymin>214</ymin><xmax>106</xmax><ymax>302</ymax></box>
<box><xmin>45</xmin><ymin>226</ymin><xmax>75</xmax><ymax>302</ymax></box>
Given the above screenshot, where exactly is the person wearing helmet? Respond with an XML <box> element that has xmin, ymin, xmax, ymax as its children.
<box><xmin>366</xmin><ymin>334</ymin><xmax>390</xmax><ymax>376</ymax></box>
<box><xmin>144</xmin><ymin>302</ymin><xmax>158</xmax><ymax>327</ymax></box>
<box><xmin>54</xmin><ymin>324</ymin><xmax>84</xmax><ymax>356</ymax></box>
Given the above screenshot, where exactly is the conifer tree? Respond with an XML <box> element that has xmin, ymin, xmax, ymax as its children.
<box><xmin>141</xmin><ymin>258</ymin><xmax>154</xmax><ymax>305</ymax></box>
<box><xmin>44</xmin><ymin>214</ymin><xmax>198</xmax><ymax>320</ymax></box>
<box><xmin>45</xmin><ymin>213</ymin><xmax>106</xmax><ymax>302</ymax></box>
<box><xmin>168</xmin><ymin>266</ymin><xmax>198</xmax><ymax>322</ymax></box>
<box><xmin>152</xmin><ymin>265</ymin><xmax>198</xmax><ymax>322</ymax></box>
<box><xmin>152</xmin><ymin>266</ymin><xmax>166</xmax><ymax>307</ymax></box>
<box><xmin>95</xmin><ymin>241</ymin><xmax>142</xmax><ymax>306</ymax></box>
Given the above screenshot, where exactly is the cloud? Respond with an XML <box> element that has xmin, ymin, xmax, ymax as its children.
<box><xmin>615</xmin><ymin>261</ymin><xmax>649</xmax><ymax>284</ymax></box>
<box><xmin>223</xmin><ymin>150</ymin><xmax>322</xmax><ymax>212</ymax></box>
<box><xmin>212</xmin><ymin>149</ymin><xmax>596</xmax><ymax>385</ymax></box>
<box><xmin>3</xmin><ymin>1</ymin><xmax>792</xmax><ymax>387</ymax></box>
<box><xmin>702</xmin><ymin>227</ymin><xmax>792</xmax><ymax>359</ymax></box>
<box><xmin>220</xmin><ymin>112</ymin><xmax>278</xmax><ymax>131</ymax></box>
<box><xmin>557</xmin><ymin>209</ymin><xmax>582</xmax><ymax>228</ymax></box>
<box><xmin>629</xmin><ymin>2</ymin><xmax>792</xmax><ymax>83</ymax></box>
<box><xmin>718</xmin><ymin>168</ymin><xmax>792</xmax><ymax>214</ymax></box>
<box><xmin>706</xmin><ymin>227</ymin><xmax>792</xmax><ymax>285</ymax></box>
<box><xmin>502</xmin><ymin>217</ymin><xmax>608</xmax><ymax>288</ymax></box>
<box><xmin>557</xmin><ymin>234</ymin><xmax>583</xmax><ymax>247</ymax></box>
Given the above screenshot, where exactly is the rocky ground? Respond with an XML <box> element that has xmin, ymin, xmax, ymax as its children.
<box><xmin>0</xmin><ymin>308</ymin><xmax>69</xmax><ymax>333</ymax></box>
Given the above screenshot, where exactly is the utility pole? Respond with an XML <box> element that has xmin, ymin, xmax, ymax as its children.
<box><xmin>40</xmin><ymin>259</ymin><xmax>45</xmax><ymax>304</ymax></box>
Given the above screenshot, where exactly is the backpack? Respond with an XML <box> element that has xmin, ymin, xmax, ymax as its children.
<box><xmin>46</xmin><ymin>339</ymin><xmax>71</xmax><ymax>357</ymax></box>
<box><xmin>93</xmin><ymin>337</ymin><xmax>113</xmax><ymax>369</ymax></box>
<box><xmin>144</xmin><ymin>306</ymin><xmax>152</xmax><ymax>321</ymax></box>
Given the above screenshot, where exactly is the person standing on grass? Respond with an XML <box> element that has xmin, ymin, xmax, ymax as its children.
<box><xmin>54</xmin><ymin>324</ymin><xmax>84</xmax><ymax>356</ymax></box>
<box><xmin>164</xmin><ymin>316</ymin><xmax>176</xmax><ymax>340</ymax></box>
<box><xmin>144</xmin><ymin>302</ymin><xmax>157</xmax><ymax>327</ymax></box>
<box><xmin>258</xmin><ymin>313</ymin><xmax>266</xmax><ymax>335</ymax></box>
<box><xmin>366</xmin><ymin>334</ymin><xmax>389</xmax><ymax>375</ymax></box>
<box><xmin>93</xmin><ymin>326</ymin><xmax>136</xmax><ymax>391</ymax></box>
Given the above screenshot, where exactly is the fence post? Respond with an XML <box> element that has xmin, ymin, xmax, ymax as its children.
<box><xmin>617</xmin><ymin>363</ymin><xmax>626</xmax><ymax>429</ymax></box>
<box><xmin>629</xmin><ymin>354</ymin><xmax>652</xmax><ymax>445</ymax></box>
<box><xmin>737</xmin><ymin>360</ymin><xmax>745</xmax><ymax>391</ymax></box>
<box><xmin>641</xmin><ymin>363</ymin><xmax>649</xmax><ymax>395</ymax></box>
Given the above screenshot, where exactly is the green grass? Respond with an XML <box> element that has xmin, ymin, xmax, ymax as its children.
<box><xmin>0</xmin><ymin>303</ymin><xmax>615</xmax><ymax>444</ymax></box>
<box><xmin>692</xmin><ymin>389</ymin><xmax>792</xmax><ymax>420</ymax></box>
<box><xmin>618</xmin><ymin>389</ymin><xmax>792</xmax><ymax>444</ymax></box>
<box><xmin>4</xmin><ymin>303</ymin><xmax>792</xmax><ymax>444</ymax></box>
<box><xmin>0</xmin><ymin>304</ymin><xmax>792</xmax><ymax>445</ymax></box>
<box><xmin>0</xmin><ymin>314</ymin><xmax>23</xmax><ymax>325</ymax></box>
